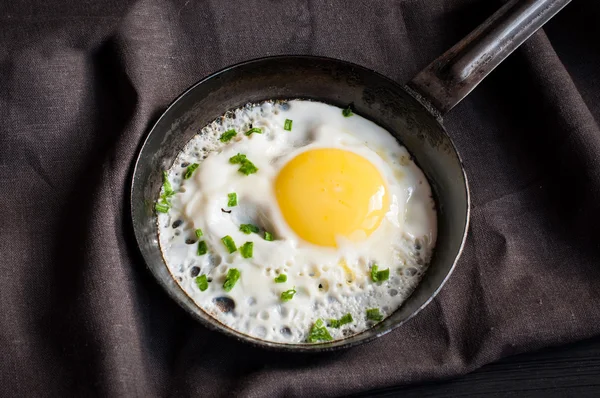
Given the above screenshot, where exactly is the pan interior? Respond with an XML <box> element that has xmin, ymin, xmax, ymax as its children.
<box><xmin>131</xmin><ymin>56</ymin><xmax>469</xmax><ymax>351</ymax></box>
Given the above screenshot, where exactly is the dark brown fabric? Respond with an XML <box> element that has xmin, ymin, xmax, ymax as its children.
<box><xmin>1</xmin><ymin>0</ymin><xmax>599</xmax><ymax>396</ymax></box>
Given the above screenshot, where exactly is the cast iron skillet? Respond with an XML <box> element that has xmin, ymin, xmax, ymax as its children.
<box><xmin>131</xmin><ymin>0</ymin><xmax>570</xmax><ymax>352</ymax></box>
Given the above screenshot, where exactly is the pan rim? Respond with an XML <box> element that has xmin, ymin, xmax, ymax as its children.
<box><xmin>130</xmin><ymin>55</ymin><xmax>471</xmax><ymax>352</ymax></box>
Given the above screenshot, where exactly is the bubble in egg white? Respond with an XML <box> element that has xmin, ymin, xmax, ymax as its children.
<box><xmin>157</xmin><ymin>100</ymin><xmax>437</xmax><ymax>344</ymax></box>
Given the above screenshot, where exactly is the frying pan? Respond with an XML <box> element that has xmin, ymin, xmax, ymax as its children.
<box><xmin>131</xmin><ymin>0</ymin><xmax>571</xmax><ymax>352</ymax></box>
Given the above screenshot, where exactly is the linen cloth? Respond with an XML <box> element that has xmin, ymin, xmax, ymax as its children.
<box><xmin>1</xmin><ymin>0</ymin><xmax>599</xmax><ymax>396</ymax></box>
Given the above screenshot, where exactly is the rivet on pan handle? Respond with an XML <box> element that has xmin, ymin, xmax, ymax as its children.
<box><xmin>407</xmin><ymin>0</ymin><xmax>572</xmax><ymax>116</ymax></box>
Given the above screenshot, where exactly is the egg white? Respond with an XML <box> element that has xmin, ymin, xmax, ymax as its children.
<box><xmin>158</xmin><ymin>100</ymin><xmax>436</xmax><ymax>343</ymax></box>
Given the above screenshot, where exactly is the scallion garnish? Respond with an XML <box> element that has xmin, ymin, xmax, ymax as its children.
<box><xmin>284</xmin><ymin>119</ymin><xmax>293</xmax><ymax>131</ymax></box>
<box><xmin>229</xmin><ymin>153</ymin><xmax>247</xmax><ymax>164</ymax></box>
<box><xmin>370</xmin><ymin>265</ymin><xmax>390</xmax><ymax>282</ymax></box>
<box><xmin>307</xmin><ymin>319</ymin><xmax>333</xmax><ymax>343</ymax></box>
<box><xmin>342</xmin><ymin>106</ymin><xmax>353</xmax><ymax>117</ymax></box>
<box><xmin>274</xmin><ymin>274</ymin><xmax>287</xmax><ymax>283</ymax></box>
<box><xmin>223</xmin><ymin>268</ymin><xmax>240</xmax><ymax>292</ymax></box>
<box><xmin>221</xmin><ymin>235</ymin><xmax>237</xmax><ymax>253</ymax></box>
<box><xmin>281</xmin><ymin>288</ymin><xmax>296</xmax><ymax>302</ymax></box>
<box><xmin>162</xmin><ymin>171</ymin><xmax>175</xmax><ymax>196</ymax></box>
<box><xmin>238</xmin><ymin>159</ymin><xmax>258</xmax><ymax>175</ymax></box>
<box><xmin>197</xmin><ymin>241</ymin><xmax>207</xmax><ymax>256</ymax></box>
<box><xmin>155</xmin><ymin>203</ymin><xmax>170</xmax><ymax>213</ymax></box>
<box><xmin>240</xmin><ymin>242</ymin><xmax>253</xmax><ymax>259</ymax></box>
<box><xmin>328</xmin><ymin>313</ymin><xmax>353</xmax><ymax>328</ymax></box>
<box><xmin>183</xmin><ymin>163</ymin><xmax>199</xmax><ymax>179</ymax></box>
<box><xmin>366</xmin><ymin>308</ymin><xmax>384</xmax><ymax>322</ymax></box>
<box><xmin>264</xmin><ymin>231</ymin><xmax>274</xmax><ymax>241</ymax></box>
<box><xmin>156</xmin><ymin>171</ymin><xmax>176</xmax><ymax>213</ymax></box>
<box><xmin>195</xmin><ymin>274</ymin><xmax>209</xmax><ymax>291</ymax></box>
<box><xmin>219</xmin><ymin>129</ymin><xmax>237</xmax><ymax>142</ymax></box>
<box><xmin>244</xmin><ymin>127</ymin><xmax>263</xmax><ymax>136</ymax></box>
<box><xmin>239</xmin><ymin>224</ymin><xmax>259</xmax><ymax>234</ymax></box>
<box><xmin>228</xmin><ymin>192</ymin><xmax>237</xmax><ymax>207</ymax></box>
<box><xmin>228</xmin><ymin>153</ymin><xmax>259</xmax><ymax>175</ymax></box>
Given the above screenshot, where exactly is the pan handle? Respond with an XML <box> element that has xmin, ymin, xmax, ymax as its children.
<box><xmin>406</xmin><ymin>0</ymin><xmax>571</xmax><ymax>116</ymax></box>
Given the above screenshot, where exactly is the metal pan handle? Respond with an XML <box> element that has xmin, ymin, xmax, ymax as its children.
<box><xmin>407</xmin><ymin>0</ymin><xmax>571</xmax><ymax>116</ymax></box>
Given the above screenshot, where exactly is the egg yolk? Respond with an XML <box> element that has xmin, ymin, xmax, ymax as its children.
<box><xmin>275</xmin><ymin>148</ymin><xmax>389</xmax><ymax>247</ymax></box>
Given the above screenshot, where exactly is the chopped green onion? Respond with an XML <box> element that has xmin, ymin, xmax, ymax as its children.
<box><xmin>155</xmin><ymin>203</ymin><xmax>170</xmax><ymax>213</ymax></box>
<box><xmin>328</xmin><ymin>313</ymin><xmax>353</xmax><ymax>328</ymax></box>
<box><xmin>274</xmin><ymin>274</ymin><xmax>287</xmax><ymax>283</ymax></box>
<box><xmin>244</xmin><ymin>127</ymin><xmax>263</xmax><ymax>136</ymax></box>
<box><xmin>281</xmin><ymin>288</ymin><xmax>296</xmax><ymax>302</ymax></box>
<box><xmin>227</xmin><ymin>192</ymin><xmax>237</xmax><ymax>207</ymax></box>
<box><xmin>264</xmin><ymin>231</ymin><xmax>274</xmax><ymax>241</ymax></box>
<box><xmin>155</xmin><ymin>171</ymin><xmax>176</xmax><ymax>213</ymax></box>
<box><xmin>197</xmin><ymin>241</ymin><xmax>207</xmax><ymax>256</ymax></box>
<box><xmin>183</xmin><ymin>163</ymin><xmax>199</xmax><ymax>179</ymax></box>
<box><xmin>370</xmin><ymin>265</ymin><xmax>390</xmax><ymax>282</ymax></box>
<box><xmin>342</xmin><ymin>106</ymin><xmax>353</xmax><ymax>117</ymax></box>
<box><xmin>377</xmin><ymin>268</ymin><xmax>390</xmax><ymax>281</ymax></box>
<box><xmin>240</xmin><ymin>242</ymin><xmax>253</xmax><ymax>259</ymax></box>
<box><xmin>366</xmin><ymin>308</ymin><xmax>384</xmax><ymax>322</ymax></box>
<box><xmin>195</xmin><ymin>229</ymin><xmax>203</xmax><ymax>238</ymax></box>
<box><xmin>223</xmin><ymin>268</ymin><xmax>240</xmax><ymax>292</ymax></box>
<box><xmin>229</xmin><ymin>153</ymin><xmax>247</xmax><ymax>164</ymax></box>
<box><xmin>307</xmin><ymin>319</ymin><xmax>333</xmax><ymax>343</ymax></box>
<box><xmin>238</xmin><ymin>159</ymin><xmax>258</xmax><ymax>175</ymax></box>
<box><xmin>162</xmin><ymin>171</ymin><xmax>175</xmax><ymax>196</ymax></box>
<box><xmin>284</xmin><ymin>119</ymin><xmax>293</xmax><ymax>131</ymax></box>
<box><xmin>221</xmin><ymin>235</ymin><xmax>237</xmax><ymax>253</ymax></box>
<box><xmin>239</xmin><ymin>224</ymin><xmax>259</xmax><ymax>234</ymax></box>
<box><xmin>228</xmin><ymin>153</ymin><xmax>259</xmax><ymax>175</ymax></box>
<box><xmin>370</xmin><ymin>265</ymin><xmax>379</xmax><ymax>281</ymax></box>
<box><xmin>219</xmin><ymin>129</ymin><xmax>237</xmax><ymax>142</ymax></box>
<box><xmin>195</xmin><ymin>274</ymin><xmax>208</xmax><ymax>291</ymax></box>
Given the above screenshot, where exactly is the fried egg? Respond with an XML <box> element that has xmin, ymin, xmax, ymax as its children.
<box><xmin>158</xmin><ymin>100</ymin><xmax>436</xmax><ymax>343</ymax></box>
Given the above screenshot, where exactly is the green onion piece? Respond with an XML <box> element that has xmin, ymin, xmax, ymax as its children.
<box><xmin>227</xmin><ymin>192</ymin><xmax>237</xmax><ymax>207</ymax></box>
<box><xmin>264</xmin><ymin>231</ymin><xmax>274</xmax><ymax>241</ymax></box>
<box><xmin>328</xmin><ymin>313</ymin><xmax>353</xmax><ymax>328</ymax></box>
<box><xmin>183</xmin><ymin>163</ymin><xmax>199</xmax><ymax>179</ymax></box>
<box><xmin>371</xmin><ymin>265</ymin><xmax>379</xmax><ymax>282</ymax></box>
<box><xmin>221</xmin><ymin>235</ymin><xmax>237</xmax><ymax>253</ymax></box>
<box><xmin>219</xmin><ymin>129</ymin><xmax>237</xmax><ymax>142</ymax></box>
<box><xmin>366</xmin><ymin>308</ymin><xmax>384</xmax><ymax>322</ymax></box>
<box><xmin>238</xmin><ymin>159</ymin><xmax>258</xmax><ymax>175</ymax></box>
<box><xmin>162</xmin><ymin>171</ymin><xmax>175</xmax><ymax>196</ymax></box>
<box><xmin>239</xmin><ymin>224</ymin><xmax>259</xmax><ymax>234</ymax></box>
<box><xmin>342</xmin><ymin>106</ymin><xmax>353</xmax><ymax>117</ymax></box>
<box><xmin>229</xmin><ymin>153</ymin><xmax>247</xmax><ymax>164</ymax></box>
<box><xmin>377</xmin><ymin>268</ymin><xmax>390</xmax><ymax>281</ymax></box>
<box><xmin>281</xmin><ymin>288</ymin><xmax>296</xmax><ymax>302</ymax></box>
<box><xmin>195</xmin><ymin>274</ymin><xmax>208</xmax><ymax>291</ymax></box>
<box><xmin>240</xmin><ymin>242</ymin><xmax>253</xmax><ymax>259</ymax></box>
<box><xmin>195</xmin><ymin>228</ymin><xmax>203</xmax><ymax>238</ymax></box>
<box><xmin>371</xmin><ymin>264</ymin><xmax>390</xmax><ymax>282</ymax></box>
<box><xmin>197</xmin><ymin>241</ymin><xmax>207</xmax><ymax>256</ymax></box>
<box><xmin>340</xmin><ymin>313</ymin><xmax>354</xmax><ymax>325</ymax></box>
<box><xmin>244</xmin><ymin>127</ymin><xmax>263</xmax><ymax>136</ymax></box>
<box><xmin>223</xmin><ymin>268</ymin><xmax>240</xmax><ymax>292</ymax></box>
<box><xmin>155</xmin><ymin>203</ymin><xmax>170</xmax><ymax>213</ymax></box>
<box><xmin>284</xmin><ymin>119</ymin><xmax>293</xmax><ymax>131</ymax></box>
<box><xmin>307</xmin><ymin>319</ymin><xmax>333</xmax><ymax>343</ymax></box>
<box><xmin>329</xmin><ymin>319</ymin><xmax>340</xmax><ymax>328</ymax></box>
<box><xmin>156</xmin><ymin>171</ymin><xmax>177</xmax><ymax>213</ymax></box>
<box><xmin>274</xmin><ymin>274</ymin><xmax>287</xmax><ymax>283</ymax></box>
<box><xmin>228</xmin><ymin>153</ymin><xmax>258</xmax><ymax>175</ymax></box>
